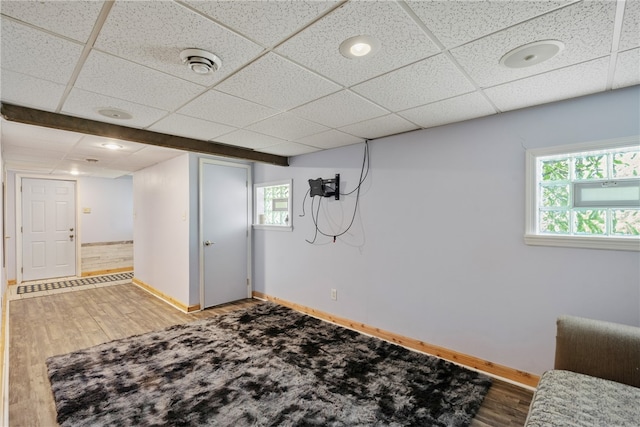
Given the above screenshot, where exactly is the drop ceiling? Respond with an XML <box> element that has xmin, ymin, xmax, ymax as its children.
<box><xmin>1</xmin><ymin>0</ymin><xmax>639</xmax><ymax>178</ymax></box>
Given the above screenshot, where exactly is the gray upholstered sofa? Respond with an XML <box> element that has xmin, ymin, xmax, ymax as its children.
<box><xmin>525</xmin><ymin>315</ymin><xmax>640</xmax><ymax>426</ymax></box>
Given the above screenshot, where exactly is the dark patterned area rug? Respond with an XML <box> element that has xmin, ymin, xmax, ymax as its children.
<box><xmin>46</xmin><ymin>302</ymin><xmax>491</xmax><ymax>426</ymax></box>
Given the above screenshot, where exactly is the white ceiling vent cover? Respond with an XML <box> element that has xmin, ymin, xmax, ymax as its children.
<box><xmin>180</xmin><ymin>49</ymin><xmax>222</xmax><ymax>75</ymax></box>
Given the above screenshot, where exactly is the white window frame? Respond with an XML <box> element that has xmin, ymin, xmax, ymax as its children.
<box><xmin>525</xmin><ymin>136</ymin><xmax>640</xmax><ymax>251</ymax></box>
<box><xmin>253</xmin><ymin>179</ymin><xmax>293</xmax><ymax>231</ymax></box>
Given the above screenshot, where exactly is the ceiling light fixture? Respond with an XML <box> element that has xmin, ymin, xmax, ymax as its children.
<box><xmin>102</xmin><ymin>142</ymin><xmax>123</xmax><ymax>150</ymax></box>
<box><xmin>97</xmin><ymin>108</ymin><xmax>133</xmax><ymax>120</ymax></box>
<box><xmin>339</xmin><ymin>35</ymin><xmax>380</xmax><ymax>59</ymax></box>
<box><xmin>180</xmin><ymin>48</ymin><xmax>222</xmax><ymax>74</ymax></box>
<box><xmin>499</xmin><ymin>40</ymin><xmax>565</xmax><ymax>69</ymax></box>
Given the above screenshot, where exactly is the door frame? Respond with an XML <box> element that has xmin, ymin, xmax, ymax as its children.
<box><xmin>15</xmin><ymin>174</ymin><xmax>80</xmax><ymax>284</ymax></box>
<box><xmin>198</xmin><ymin>158</ymin><xmax>252</xmax><ymax>310</ymax></box>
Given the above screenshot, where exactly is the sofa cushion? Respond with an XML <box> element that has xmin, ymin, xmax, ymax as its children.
<box><xmin>525</xmin><ymin>370</ymin><xmax>640</xmax><ymax>427</ymax></box>
<box><xmin>555</xmin><ymin>315</ymin><xmax>640</xmax><ymax>388</ymax></box>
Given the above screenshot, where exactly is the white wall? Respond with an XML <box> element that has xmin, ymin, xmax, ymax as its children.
<box><xmin>133</xmin><ymin>153</ymin><xmax>192</xmax><ymax>306</ymax></box>
<box><xmin>253</xmin><ymin>86</ymin><xmax>640</xmax><ymax>377</ymax></box>
<box><xmin>78</xmin><ymin>176</ymin><xmax>133</xmax><ymax>244</ymax></box>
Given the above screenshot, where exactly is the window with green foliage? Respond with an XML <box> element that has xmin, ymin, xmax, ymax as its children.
<box><xmin>526</xmin><ymin>137</ymin><xmax>640</xmax><ymax>251</ymax></box>
<box><xmin>254</xmin><ymin>180</ymin><xmax>292</xmax><ymax>230</ymax></box>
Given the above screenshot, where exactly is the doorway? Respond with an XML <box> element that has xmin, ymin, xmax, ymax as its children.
<box><xmin>199</xmin><ymin>159</ymin><xmax>251</xmax><ymax>309</ymax></box>
<box><xmin>19</xmin><ymin>177</ymin><xmax>77</xmax><ymax>282</ymax></box>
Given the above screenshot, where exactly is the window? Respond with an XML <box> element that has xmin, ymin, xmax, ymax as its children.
<box><xmin>525</xmin><ymin>137</ymin><xmax>639</xmax><ymax>251</ymax></box>
<box><xmin>254</xmin><ymin>180</ymin><xmax>292</xmax><ymax>230</ymax></box>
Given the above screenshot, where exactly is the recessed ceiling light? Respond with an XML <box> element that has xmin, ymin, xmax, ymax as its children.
<box><xmin>70</xmin><ymin>170</ymin><xmax>80</xmax><ymax>176</ymax></box>
<box><xmin>180</xmin><ymin>48</ymin><xmax>222</xmax><ymax>74</ymax></box>
<box><xmin>97</xmin><ymin>108</ymin><xmax>133</xmax><ymax>120</ymax></box>
<box><xmin>500</xmin><ymin>40</ymin><xmax>565</xmax><ymax>69</ymax></box>
<box><xmin>339</xmin><ymin>35</ymin><xmax>380</xmax><ymax>59</ymax></box>
<box><xmin>102</xmin><ymin>142</ymin><xmax>123</xmax><ymax>150</ymax></box>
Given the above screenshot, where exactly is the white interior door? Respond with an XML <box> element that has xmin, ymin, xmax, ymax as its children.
<box><xmin>22</xmin><ymin>178</ymin><xmax>76</xmax><ymax>281</ymax></box>
<box><xmin>201</xmin><ymin>161</ymin><xmax>250</xmax><ymax>308</ymax></box>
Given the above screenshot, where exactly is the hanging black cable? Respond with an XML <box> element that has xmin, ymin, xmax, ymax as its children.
<box><xmin>341</xmin><ymin>141</ymin><xmax>369</xmax><ymax>196</ymax></box>
<box><xmin>305</xmin><ymin>194</ymin><xmax>323</xmax><ymax>244</ymax></box>
<box><xmin>303</xmin><ymin>140</ymin><xmax>370</xmax><ymax>244</ymax></box>
<box><xmin>299</xmin><ymin>188</ymin><xmax>310</xmax><ymax>218</ymax></box>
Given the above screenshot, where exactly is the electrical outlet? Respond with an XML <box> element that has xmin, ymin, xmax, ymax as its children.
<box><xmin>331</xmin><ymin>288</ymin><xmax>337</xmax><ymax>301</ymax></box>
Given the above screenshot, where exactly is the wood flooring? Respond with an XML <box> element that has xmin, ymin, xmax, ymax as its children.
<box><xmin>8</xmin><ymin>283</ymin><xmax>533</xmax><ymax>426</ymax></box>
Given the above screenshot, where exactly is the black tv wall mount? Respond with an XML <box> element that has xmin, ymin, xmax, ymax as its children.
<box><xmin>308</xmin><ymin>174</ymin><xmax>340</xmax><ymax>200</ymax></box>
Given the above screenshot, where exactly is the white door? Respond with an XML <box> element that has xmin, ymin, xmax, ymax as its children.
<box><xmin>201</xmin><ymin>161</ymin><xmax>250</xmax><ymax>308</ymax></box>
<box><xmin>22</xmin><ymin>178</ymin><xmax>76</xmax><ymax>281</ymax></box>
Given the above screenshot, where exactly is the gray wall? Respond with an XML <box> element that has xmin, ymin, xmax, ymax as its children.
<box><xmin>253</xmin><ymin>86</ymin><xmax>640</xmax><ymax>376</ymax></box>
<box><xmin>78</xmin><ymin>176</ymin><xmax>133</xmax><ymax>244</ymax></box>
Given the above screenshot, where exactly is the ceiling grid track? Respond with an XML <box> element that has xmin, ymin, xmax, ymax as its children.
<box><xmin>606</xmin><ymin>0</ymin><xmax>628</xmax><ymax>90</ymax></box>
<box><xmin>55</xmin><ymin>0</ymin><xmax>115</xmax><ymax>113</ymax></box>
<box><xmin>1</xmin><ymin>0</ymin><xmax>637</xmax><ymax>175</ymax></box>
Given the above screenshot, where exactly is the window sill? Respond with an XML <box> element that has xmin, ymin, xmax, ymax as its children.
<box><xmin>524</xmin><ymin>234</ymin><xmax>640</xmax><ymax>251</ymax></box>
<box><xmin>253</xmin><ymin>224</ymin><xmax>293</xmax><ymax>232</ymax></box>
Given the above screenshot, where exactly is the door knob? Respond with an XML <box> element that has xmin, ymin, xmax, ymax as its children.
<box><xmin>204</xmin><ymin>240</ymin><xmax>214</xmax><ymax>246</ymax></box>
<box><xmin>70</xmin><ymin>228</ymin><xmax>74</xmax><ymax>232</ymax></box>
<box><xmin>69</xmin><ymin>235</ymin><xmax>75</xmax><ymax>241</ymax></box>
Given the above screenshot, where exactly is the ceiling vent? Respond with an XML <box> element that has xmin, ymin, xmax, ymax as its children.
<box><xmin>180</xmin><ymin>48</ymin><xmax>222</xmax><ymax>75</ymax></box>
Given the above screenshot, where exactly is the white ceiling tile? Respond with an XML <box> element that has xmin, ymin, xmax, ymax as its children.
<box><xmin>259</xmin><ymin>142</ymin><xmax>320</xmax><ymax>157</ymax></box>
<box><xmin>1</xmin><ymin>143</ymin><xmax>67</xmax><ymax>161</ymax></box>
<box><xmin>619</xmin><ymin>0</ymin><xmax>640</xmax><ymax>51</ymax></box>
<box><xmin>276</xmin><ymin>1</ymin><xmax>440</xmax><ymax>87</ymax></box>
<box><xmin>62</xmin><ymin>153</ymin><xmax>121</xmax><ymax>166</ymax></box>
<box><xmin>613</xmin><ymin>48</ymin><xmax>640</xmax><ymax>89</ymax></box>
<box><xmin>405</xmin><ymin>0</ymin><xmax>575</xmax><ymax>48</ymax></box>
<box><xmin>1</xmin><ymin>17</ymin><xmax>83</xmax><ymax>84</ymax></box>
<box><xmin>0</xmin><ymin>1</ymin><xmax>104</xmax><ymax>43</ymax></box>
<box><xmin>290</xmin><ymin>90</ymin><xmax>388</xmax><ymax>128</ymax></box>
<box><xmin>94</xmin><ymin>1</ymin><xmax>264</xmax><ymax>86</ymax></box>
<box><xmin>148</xmin><ymin>114</ymin><xmax>236</xmax><ymax>141</ymax></box>
<box><xmin>52</xmin><ymin>159</ymin><xmax>127</xmax><ymax>178</ymax></box>
<box><xmin>246</xmin><ymin>113</ymin><xmax>329</xmax><ymax>141</ymax></box>
<box><xmin>295</xmin><ymin>129</ymin><xmax>363</xmax><ymax>150</ymax></box>
<box><xmin>75</xmin><ymin>51</ymin><xmax>205</xmax><ymax>111</ymax></box>
<box><xmin>484</xmin><ymin>57</ymin><xmax>610</xmax><ymax>112</ymax></box>
<box><xmin>4</xmin><ymin>160</ymin><xmax>55</xmax><ymax>174</ymax></box>
<box><xmin>0</xmin><ymin>0</ymin><xmax>634</xmax><ymax>174</ymax></box>
<box><xmin>183</xmin><ymin>0</ymin><xmax>339</xmax><ymax>47</ymax></box>
<box><xmin>0</xmin><ymin>70</ymin><xmax>66</xmax><ymax>111</ymax></box>
<box><xmin>215</xmin><ymin>129</ymin><xmax>289</xmax><ymax>150</ymax></box>
<box><xmin>216</xmin><ymin>53</ymin><xmax>340</xmax><ymax>111</ymax></box>
<box><xmin>62</xmin><ymin>88</ymin><xmax>169</xmax><ymax>128</ymax></box>
<box><xmin>69</xmin><ymin>136</ymin><xmax>146</xmax><ymax>158</ymax></box>
<box><xmin>0</xmin><ymin>120</ymin><xmax>83</xmax><ymax>149</ymax></box>
<box><xmin>398</xmin><ymin>92</ymin><xmax>497</xmax><ymax>128</ymax></box>
<box><xmin>111</xmin><ymin>146</ymin><xmax>184</xmax><ymax>170</ymax></box>
<box><xmin>178</xmin><ymin>90</ymin><xmax>279</xmax><ymax>127</ymax></box>
<box><xmin>81</xmin><ymin>169</ymin><xmax>132</xmax><ymax>179</ymax></box>
<box><xmin>451</xmin><ymin>1</ymin><xmax>616</xmax><ymax>87</ymax></box>
<box><xmin>339</xmin><ymin>114</ymin><xmax>418</xmax><ymax>139</ymax></box>
<box><xmin>352</xmin><ymin>54</ymin><xmax>475</xmax><ymax>111</ymax></box>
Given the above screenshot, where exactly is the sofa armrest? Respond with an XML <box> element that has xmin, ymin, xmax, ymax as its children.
<box><xmin>555</xmin><ymin>315</ymin><xmax>640</xmax><ymax>388</ymax></box>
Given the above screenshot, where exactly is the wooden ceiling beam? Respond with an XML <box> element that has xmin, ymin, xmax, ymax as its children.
<box><xmin>1</xmin><ymin>103</ymin><xmax>289</xmax><ymax>167</ymax></box>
